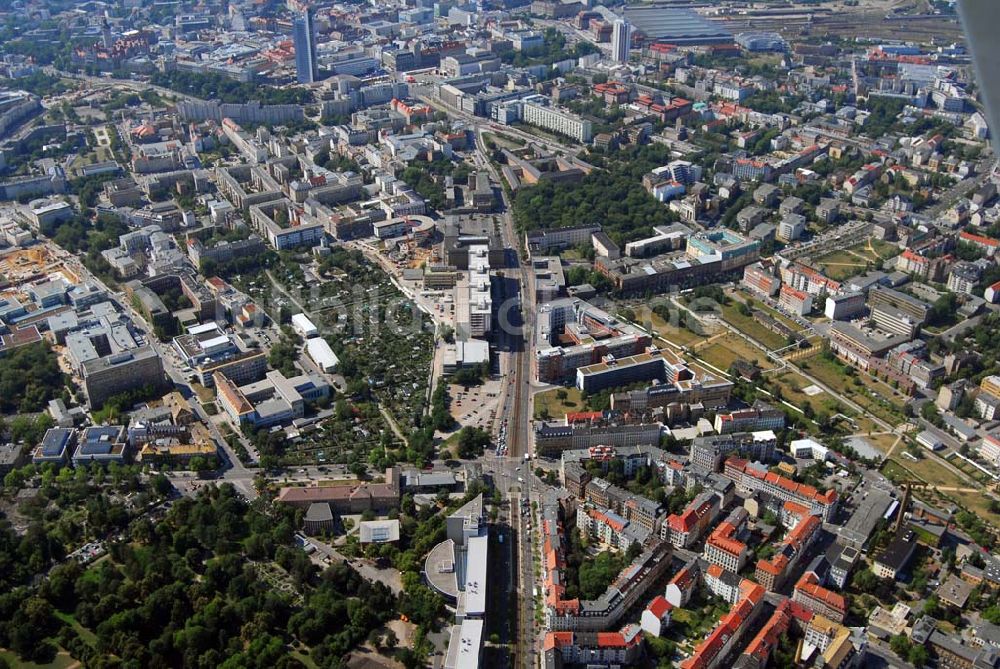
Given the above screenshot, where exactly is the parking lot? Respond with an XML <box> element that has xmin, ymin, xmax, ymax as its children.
<box><xmin>450</xmin><ymin>378</ymin><xmax>502</xmax><ymax>431</ymax></box>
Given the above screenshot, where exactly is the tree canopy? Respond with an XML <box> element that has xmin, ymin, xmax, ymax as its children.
<box><xmin>0</xmin><ymin>481</ymin><xmax>398</xmax><ymax>667</ymax></box>
<box><xmin>0</xmin><ymin>341</ymin><xmax>67</xmax><ymax>413</ymax></box>
<box><xmin>511</xmin><ymin>144</ymin><xmax>680</xmax><ymax>246</ymax></box>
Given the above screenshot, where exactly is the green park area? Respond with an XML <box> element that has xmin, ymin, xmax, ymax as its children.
<box><xmin>647</xmin><ymin>309</ymin><xmax>703</xmax><ymax>348</ymax></box>
<box><xmin>695</xmin><ymin>333</ymin><xmax>775</xmax><ymax>374</ymax></box>
<box><xmin>534</xmin><ymin>387</ymin><xmax>588</xmax><ymax>420</ymax></box>
<box><xmin>797</xmin><ymin>352</ymin><xmax>907</xmax><ymax>426</ymax></box>
<box><xmin>812</xmin><ymin>239</ymin><xmax>899</xmax><ymax>282</ymax></box>
<box><xmin>885</xmin><ymin>451</ymin><xmax>970</xmax><ymax>488</ymax></box>
<box><xmin>721</xmin><ymin>303</ymin><xmax>792</xmax><ymax>351</ymax></box>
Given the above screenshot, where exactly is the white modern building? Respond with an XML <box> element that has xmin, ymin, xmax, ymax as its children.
<box><xmin>979</xmin><ymin>434</ymin><xmax>1000</xmax><ymax>467</ymax></box>
<box><xmin>521</xmin><ymin>101</ymin><xmax>593</xmax><ymax>143</ymax></box>
<box><xmin>456</xmin><ymin>243</ymin><xmax>492</xmax><ymax>339</ymax></box>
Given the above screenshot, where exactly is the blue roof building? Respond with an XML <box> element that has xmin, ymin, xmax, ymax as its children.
<box><xmin>72</xmin><ymin>425</ymin><xmax>128</xmax><ymax>465</ymax></box>
<box><xmin>33</xmin><ymin>427</ymin><xmax>76</xmax><ymax>464</ymax></box>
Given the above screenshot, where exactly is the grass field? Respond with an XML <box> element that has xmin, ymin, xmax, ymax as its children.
<box><xmin>483</xmin><ymin>131</ymin><xmax>525</xmax><ymax>150</ymax></box>
<box><xmin>881</xmin><ymin>459</ymin><xmax>912</xmax><ymax>483</ymax></box>
<box><xmin>888</xmin><ymin>453</ymin><xmax>969</xmax><ymax>488</ymax></box>
<box><xmin>767</xmin><ymin>369</ymin><xmax>883</xmax><ymax>434</ymax></box>
<box><xmin>721</xmin><ymin>303</ymin><xmax>787</xmax><ymax>350</ymax></box>
<box><xmin>865</xmin><ymin>433</ymin><xmax>899</xmax><ymax>455</ymax></box>
<box><xmin>534</xmin><ymin>386</ymin><xmax>587</xmax><ymax>420</ymax></box>
<box><xmin>881</xmin><ymin>460</ymin><xmax>1000</xmax><ymax>532</ymax></box>
<box><xmin>947</xmin><ymin>490</ymin><xmax>1000</xmax><ymax>530</ymax></box>
<box><xmin>866</xmin><ymin>239</ymin><xmax>900</xmax><ymax>260</ymax></box>
<box><xmin>811</xmin><ymin>239</ymin><xmax>898</xmax><ymax>282</ymax></box>
<box><xmin>950</xmin><ymin>457</ymin><xmax>992</xmax><ymax>485</ymax></box>
<box><xmin>0</xmin><ymin>650</ymin><xmax>78</xmax><ymax>669</ymax></box>
<box><xmin>648</xmin><ymin>310</ymin><xmax>703</xmax><ymax>347</ymax></box>
<box><xmin>192</xmin><ymin>382</ymin><xmax>215</xmax><ymax>404</ymax></box>
<box><xmin>813</xmin><ymin>250</ymin><xmax>869</xmax><ymax>281</ymax></box>
<box><xmin>696</xmin><ymin>334</ymin><xmax>774</xmax><ymax>373</ymax></box>
<box><xmin>55</xmin><ymin>610</ymin><xmax>98</xmax><ymax>647</ymax></box>
<box><xmin>771</xmin><ymin>370</ymin><xmax>843</xmax><ymax>416</ymax></box>
<box><xmin>797</xmin><ymin>354</ymin><xmax>906</xmax><ymax>425</ymax></box>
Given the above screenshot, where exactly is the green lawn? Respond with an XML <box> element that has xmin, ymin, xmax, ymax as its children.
<box><xmin>482</xmin><ymin>132</ymin><xmax>525</xmax><ymax>150</ymax></box>
<box><xmin>291</xmin><ymin>649</ymin><xmax>319</xmax><ymax>669</ymax></box>
<box><xmin>865</xmin><ymin>433</ymin><xmax>899</xmax><ymax>455</ymax></box>
<box><xmin>950</xmin><ymin>457</ymin><xmax>991</xmax><ymax>485</ymax></box>
<box><xmin>0</xmin><ymin>649</ymin><xmax>79</xmax><ymax>669</ymax></box>
<box><xmin>771</xmin><ymin>371</ymin><xmax>836</xmax><ymax>412</ymax></box>
<box><xmin>888</xmin><ymin>453</ymin><xmax>969</xmax><ymax>488</ymax></box>
<box><xmin>55</xmin><ymin>610</ymin><xmax>98</xmax><ymax>647</ymax></box>
<box><xmin>796</xmin><ymin>354</ymin><xmax>906</xmax><ymax>425</ymax></box>
<box><xmin>809</xmin><ymin>238</ymin><xmax>898</xmax><ymax>282</ymax></box>
<box><xmin>696</xmin><ymin>334</ymin><xmax>773</xmax><ymax>373</ymax></box>
<box><xmin>813</xmin><ymin>249</ymin><xmax>869</xmax><ymax>281</ymax></box>
<box><xmin>881</xmin><ymin>458</ymin><xmax>913</xmax><ymax>483</ymax></box>
<box><xmin>648</xmin><ymin>310</ymin><xmax>703</xmax><ymax>347</ymax></box>
<box><xmin>721</xmin><ymin>303</ymin><xmax>787</xmax><ymax>350</ymax></box>
<box><xmin>534</xmin><ymin>387</ymin><xmax>587</xmax><ymax>420</ymax></box>
<box><xmin>948</xmin><ymin>490</ymin><xmax>1000</xmax><ymax>532</ymax></box>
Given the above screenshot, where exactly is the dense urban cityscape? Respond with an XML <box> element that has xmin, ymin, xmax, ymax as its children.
<box><xmin>0</xmin><ymin>0</ymin><xmax>999</xmax><ymax>668</ymax></box>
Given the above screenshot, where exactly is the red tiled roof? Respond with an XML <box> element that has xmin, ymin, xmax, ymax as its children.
<box><xmin>670</xmin><ymin>565</ymin><xmax>697</xmax><ymax>589</ymax></box>
<box><xmin>597</xmin><ymin>632</ymin><xmax>626</xmax><ymax>648</ymax></box>
<box><xmin>706</xmin><ymin>521</ymin><xmax>746</xmax><ymax>557</ymax></box>
<box><xmin>544</xmin><ymin>631</ymin><xmax>573</xmax><ymax>651</ymax></box>
<box><xmin>961</xmin><ymin>230</ymin><xmax>1000</xmax><ymax>247</ymax></box>
<box><xmin>566</xmin><ymin>411</ymin><xmax>603</xmax><ymax>423</ymax></box>
<box><xmin>647</xmin><ymin>595</ymin><xmax>673</xmax><ymax>619</ymax></box>
<box><xmin>795</xmin><ymin>572</ymin><xmax>847</xmax><ymax>615</ymax></box>
<box><xmin>783</xmin><ymin>500</ymin><xmax>810</xmax><ymax>517</ymax></box>
<box><xmin>780</xmin><ymin>285</ymin><xmax>809</xmax><ymax>301</ymax></box>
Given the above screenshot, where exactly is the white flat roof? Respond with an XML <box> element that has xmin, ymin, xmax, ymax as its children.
<box><xmin>188</xmin><ymin>322</ymin><xmax>222</xmax><ymax>335</ymax></box>
<box><xmin>200</xmin><ymin>335</ymin><xmax>231</xmax><ymax>351</ymax></box>
<box><xmin>452</xmin><ymin>619</ymin><xmax>483</xmax><ymax>669</ymax></box>
<box><xmin>306</xmin><ymin>337</ymin><xmax>340</xmax><ymax>367</ymax></box>
<box><xmin>32</xmin><ymin>201</ymin><xmax>71</xmax><ymax>213</ymax></box>
<box><xmin>291</xmin><ymin>313</ymin><xmax>318</xmax><ymax>332</ymax></box>
<box><xmin>457</xmin><ymin>339</ymin><xmax>489</xmax><ymax>365</ymax></box>
<box><xmin>464</xmin><ymin>534</ymin><xmax>488</xmax><ymax>617</ymax></box>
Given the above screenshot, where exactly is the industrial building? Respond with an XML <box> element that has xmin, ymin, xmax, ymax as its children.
<box><xmin>291</xmin><ymin>313</ymin><xmax>319</xmax><ymax>339</ymax></box>
<box><xmin>620</xmin><ymin>6</ymin><xmax>733</xmax><ymax>45</ymax></box>
<box><xmin>305</xmin><ymin>337</ymin><xmax>340</xmax><ymax>373</ymax></box>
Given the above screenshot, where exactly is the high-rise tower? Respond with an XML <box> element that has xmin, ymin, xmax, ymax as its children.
<box><xmin>293</xmin><ymin>8</ymin><xmax>318</xmax><ymax>84</ymax></box>
<box><xmin>611</xmin><ymin>19</ymin><xmax>631</xmax><ymax>64</ymax></box>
